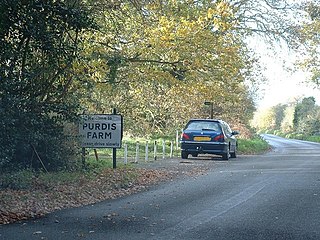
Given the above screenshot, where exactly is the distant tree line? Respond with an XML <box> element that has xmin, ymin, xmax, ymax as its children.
<box><xmin>252</xmin><ymin>97</ymin><xmax>320</xmax><ymax>137</ymax></box>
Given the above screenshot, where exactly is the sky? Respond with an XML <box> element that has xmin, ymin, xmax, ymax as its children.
<box><xmin>257</xmin><ymin>54</ymin><xmax>320</xmax><ymax>109</ymax></box>
<box><xmin>250</xmin><ymin>38</ymin><xmax>320</xmax><ymax>109</ymax></box>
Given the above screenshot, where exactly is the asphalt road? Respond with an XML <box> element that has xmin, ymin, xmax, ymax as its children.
<box><xmin>1</xmin><ymin>134</ymin><xmax>320</xmax><ymax>240</ymax></box>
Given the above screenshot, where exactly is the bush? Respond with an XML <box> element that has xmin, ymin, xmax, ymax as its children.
<box><xmin>0</xmin><ymin>109</ymin><xmax>79</xmax><ymax>172</ymax></box>
<box><xmin>238</xmin><ymin>136</ymin><xmax>270</xmax><ymax>154</ymax></box>
<box><xmin>0</xmin><ymin>170</ymin><xmax>34</xmax><ymax>190</ymax></box>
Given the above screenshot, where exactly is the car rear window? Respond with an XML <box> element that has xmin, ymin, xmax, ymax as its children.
<box><xmin>186</xmin><ymin>121</ymin><xmax>221</xmax><ymax>131</ymax></box>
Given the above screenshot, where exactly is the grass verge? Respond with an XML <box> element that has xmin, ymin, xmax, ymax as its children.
<box><xmin>237</xmin><ymin>136</ymin><xmax>270</xmax><ymax>155</ymax></box>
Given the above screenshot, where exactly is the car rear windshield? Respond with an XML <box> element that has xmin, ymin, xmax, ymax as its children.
<box><xmin>186</xmin><ymin>121</ymin><xmax>221</xmax><ymax>131</ymax></box>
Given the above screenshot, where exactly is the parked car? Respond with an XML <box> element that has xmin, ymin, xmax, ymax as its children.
<box><xmin>180</xmin><ymin>119</ymin><xmax>239</xmax><ymax>160</ymax></box>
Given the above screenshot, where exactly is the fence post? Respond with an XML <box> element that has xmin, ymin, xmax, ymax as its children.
<box><xmin>154</xmin><ymin>140</ymin><xmax>157</xmax><ymax>161</ymax></box>
<box><xmin>176</xmin><ymin>130</ymin><xmax>180</xmax><ymax>150</ymax></box>
<box><xmin>135</xmin><ymin>141</ymin><xmax>139</xmax><ymax>163</ymax></box>
<box><xmin>162</xmin><ymin>140</ymin><xmax>166</xmax><ymax>159</ymax></box>
<box><xmin>170</xmin><ymin>141</ymin><xmax>174</xmax><ymax>158</ymax></box>
<box><xmin>124</xmin><ymin>144</ymin><xmax>128</xmax><ymax>165</ymax></box>
<box><xmin>145</xmin><ymin>141</ymin><xmax>149</xmax><ymax>162</ymax></box>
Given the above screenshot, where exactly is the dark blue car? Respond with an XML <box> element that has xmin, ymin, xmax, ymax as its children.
<box><xmin>180</xmin><ymin>119</ymin><xmax>239</xmax><ymax>160</ymax></box>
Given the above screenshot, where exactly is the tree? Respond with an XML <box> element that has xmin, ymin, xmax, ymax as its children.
<box><xmin>280</xmin><ymin>105</ymin><xmax>295</xmax><ymax>133</ymax></box>
<box><xmin>81</xmin><ymin>0</ymin><xmax>261</xmax><ymax>135</ymax></box>
<box><xmin>232</xmin><ymin>0</ymin><xmax>303</xmax><ymax>42</ymax></box>
<box><xmin>251</xmin><ymin>107</ymin><xmax>277</xmax><ymax>132</ymax></box>
<box><xmin>272</xmin><ymin>104</ymin><xmax>287</xmax><ymax>130</ymax></box>
<box><xmin>296</xmin><ymin>1</ymin><xmax>320</xmax><ymax>88</ymax></box>
<box><xmin>0</xmin><ymin>0</ymin><xmax>93</xmax><ymax>171</ymax></box>
<box><xmin>293</xmin><ymin>96</ymin><xmax>317</xmax><ymax>134</ymax></box>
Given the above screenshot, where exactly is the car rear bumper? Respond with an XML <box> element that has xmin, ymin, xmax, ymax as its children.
<box><xmin>180</xmin><ymin>141</ymin><xmax>228</xmax><ymax>155</ymax></box>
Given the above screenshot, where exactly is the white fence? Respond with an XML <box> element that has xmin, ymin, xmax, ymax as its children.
<box><xmin>88</xmin><ymin>130</ymin><xmax>182</xmax><ymax>165</ymax></box>
<box><xmin>123</xmin><ymin>139</ymin><xmax>176</xmax><ymax>164</ymax></box>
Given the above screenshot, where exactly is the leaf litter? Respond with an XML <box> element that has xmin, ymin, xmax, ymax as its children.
<box><xmin>1</xmin><ymin>163</ymin><xmax>209</xmax><ymax>225</ymax></box>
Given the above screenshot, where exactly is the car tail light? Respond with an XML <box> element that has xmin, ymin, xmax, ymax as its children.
<box><xmin>181</xmin><ymin>133</ymin><xmax>190</xmax><ymax>140</ymax></box>
<box><xmin>213</xmin><ymin>134</ymin><xmax>224</xmax><ymax>142</ymax></box>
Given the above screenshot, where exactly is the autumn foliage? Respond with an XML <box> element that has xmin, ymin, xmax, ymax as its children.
<box><xmin>2</xmin><ymin>0</ymin><xmax>309</xmax><ymax>171</ymax></box>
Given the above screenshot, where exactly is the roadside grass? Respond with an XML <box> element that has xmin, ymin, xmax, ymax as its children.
<box><xmin>269</xmin><ymin>131</ymin><xmax>320</xmax><ymax>143</ymax></box>
<box><xmin>285</xmin><ymin>133</ymin><xmax>320</xmax><ymax>143</ymax></box>
<box><xmin>306</xmin><ymin>135</ymin><xmax>320</xmax><ymax>143</ymax></box>
<box><xmin>237</xmin><ymin>136</ymin><xmax>270</xmax><ymax>155</ymax></box>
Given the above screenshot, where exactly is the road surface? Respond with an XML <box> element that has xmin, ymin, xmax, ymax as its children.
<box><xmin>1</xmin><ymin>134</ymin><xmax>320</xmax><ymax>240</ymax></box>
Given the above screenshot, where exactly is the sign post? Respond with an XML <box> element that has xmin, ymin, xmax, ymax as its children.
<box><xmin>79</xmin><ymin>110</ymin><xmax>123</xmax><ymax>169</ymax></box>
<box><xmin>112</xmin><ymin>108</ymin><xmax>117</xmax><ymax>169</ymax></box>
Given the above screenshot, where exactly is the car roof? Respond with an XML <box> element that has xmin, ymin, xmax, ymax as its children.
<box><xmin>188</xmin><ymin>119</ymin><xmax>223</xmax><ymax>123</ymax></box>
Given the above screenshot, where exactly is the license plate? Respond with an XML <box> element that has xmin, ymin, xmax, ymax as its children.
<box><xmin>194</xmin><ymin>136</ymin><xmax>211</xmax><ymax>141</ymax></box>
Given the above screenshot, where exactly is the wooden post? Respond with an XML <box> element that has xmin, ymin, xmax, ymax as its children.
<box><xmin>170</xmin><ymin>141</ymin><xmax>174</xmax><ymax>158</ymax></box>
<box><xmin>154</xmin><ymin>140</ymin><xmax>157</xmax><ymax>161</ymax></box>
<box><xmin>145</xmin><ymin>141</ymin><xmax>149</xmax><ymax>162</ymax></box>
<box><xmin>176</xmin><ymin>130</ymin><xmax>180</xmax><ymax>150</ymax></box>
<box><xmin>124</xmin><ymin>144</ymin><xmax>128</xmax><ymax>165</ymax></box>
<box><xmin>162</xmin><ymin>140</ymin><xmax>165</xmax><ymax>159</ymax></box>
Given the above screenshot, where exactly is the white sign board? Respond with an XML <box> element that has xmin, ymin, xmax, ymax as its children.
<box><xmin>79</xmin><ymin>114</ymin><xmax>122</xmax><ymax>148</ymax></box>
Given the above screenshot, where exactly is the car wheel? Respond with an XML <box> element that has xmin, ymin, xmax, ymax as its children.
<box><xmin>181</xmin><ymin>151</ymin><xmax>189</xmax><ymax>159</ymax></box>
<box><xmin>222</xmin><ymin>148</ymin><xmax>230</xmax><ymax>160</ymax></box>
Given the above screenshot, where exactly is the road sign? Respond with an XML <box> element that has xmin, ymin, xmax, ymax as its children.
<box><xmin>79</xmin><ymin>114</ymin><xmax>123</xmax><ymax>148</ymax></box>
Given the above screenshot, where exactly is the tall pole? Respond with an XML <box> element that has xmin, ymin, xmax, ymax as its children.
<box><xmin>112</xmin><ymin>108</ymin><xmax>117</xmax><ymax>169</ymax></box>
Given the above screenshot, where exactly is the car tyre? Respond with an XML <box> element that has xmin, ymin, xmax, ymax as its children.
<box><xmin>181</xmin><ymin>151</ymin><xmax>189</xmax><ymax>159</ymax></box>
<box><xmin>222</xmin><ymin>148</ymin><xmax>230</xmax><ymax>160</ymax></box>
